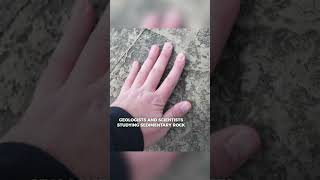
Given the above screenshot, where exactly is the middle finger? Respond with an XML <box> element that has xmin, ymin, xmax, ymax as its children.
<box><xmin>144</xmin><ymin>42</ymin><xmax>173</xmax><ymax>91</ymax></box>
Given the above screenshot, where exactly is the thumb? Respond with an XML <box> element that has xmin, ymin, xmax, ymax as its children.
<box><xmin>141</xmin><ymin>101</ymin><xmax>191</xmax><ymax>148</ymax></box>
<box><xmin>163</xmin><ymin>101</ymin><xmax>192</xmax><ymax>118</ymax></box>
<box><xmin>211</xmin><ymin>125</ymin><xmax>261</xmax><ymax>178</ymax></box>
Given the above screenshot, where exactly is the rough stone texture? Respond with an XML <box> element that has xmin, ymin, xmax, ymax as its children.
<box><xmin>111</xmin><ymin>29</ymin><xmax>210</xmax><ymax>152</ymax></box>
<box><xmin>212</xmin><ymin>0</ymin><xmax>320</xmax><ymax>179</ymax></box>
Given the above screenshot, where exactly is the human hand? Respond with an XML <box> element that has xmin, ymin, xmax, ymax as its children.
<box><xmin>0</xmin><ymin>0</ymin><xmax>108</xmax><ymax>178</ymax></box>
<box><xmin>139</xmin><ymin>1</ymin><xmax>260</xmax><ymax>178</ymax></box>
<box><xmin>112</xmin><ymin>14</ymin><xmax>185</xmax><ymax>180</ymax></box>
<box><xmin>111</xmin><ymin>42</ymin><xmax>192</xmax><ymax>148</ymax></box>
<box><xmin>211</xmin><ymin>0</ymin><xmax>261</xmax><ymax>178</ymax></box>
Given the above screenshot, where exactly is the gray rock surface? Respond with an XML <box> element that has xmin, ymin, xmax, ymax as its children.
<box><xmin>111</xmin><ymin>29</ymin><xmax>210</xmax><ymax>152</ymax></box>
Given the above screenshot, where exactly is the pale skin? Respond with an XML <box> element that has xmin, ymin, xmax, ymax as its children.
<box><xmin>111</xmin><ymin>42</ymin><xmax>192</xmax><ymax>148</ymax></box>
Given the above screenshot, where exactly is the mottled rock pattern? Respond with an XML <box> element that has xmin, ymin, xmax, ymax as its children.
<box><xmin>212</xmin><ymin>0</ymin><xmax>320</xmax><ymax>179</ymax></box>
<box><xmin>111</xmin><ymin>29</ymin><xmax>210</xmax><ymax>152</ymax></box>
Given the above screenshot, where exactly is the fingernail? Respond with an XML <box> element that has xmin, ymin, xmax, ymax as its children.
<box><xmin>165</xmin><ymin>42</ymin><xmax>173</xmax><ymax>50</ymax></box>
<box><xmin>133</xmin><ymin>61</ymin><xmax>138</xmax><ymax>66</ymax></box>
<box><xmin>224</xmin><ymin>128</ymin><xmax>260</xmax><ymax>163</ymax></box>
<box><xmin>177</xmin><ymin>53</ymin><xmax>185</xmax><ymax>61</ymax></box>
<box><xmin>151</xmin><ymin>45</ymin><xmax>159</xmax><ymax>51</ymax></box>
<box><xmin>180</xmin><ymin>102</ymin><xmax>191</xmax><ymax>114</ymax></box>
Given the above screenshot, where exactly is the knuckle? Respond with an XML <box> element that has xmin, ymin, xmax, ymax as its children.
<box><xmin>173</xmin><ymin>107</ymin><xmax>183</xmax><ymax>117</ymax></box>
<box><xmin>148</xmin><ymin>53</ymin><xmax>157</xmax><ymax>60</ymax></box>
<box><xmin>138</xmin><ymin>68</ymin><xmax>146</xmax><ymax>76</ymax></box>
<box><xmin>151</xmin><ymin>94</ymin><xmax>166</xmax><ymax>107</ymax></box>
<box><xmin>151</xmin><ymin>66</ymin><xmax>162</xmax><ymax>75</ymax></box>
<box><xmin>165</xmin><ymin>75</ymin><xmax>175</xmax><ymax>84</ymax></box>
<box><xmin>161</xmin><ymin>51</ymin><xmax>171</xmax><ymax>59</ymax></box>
